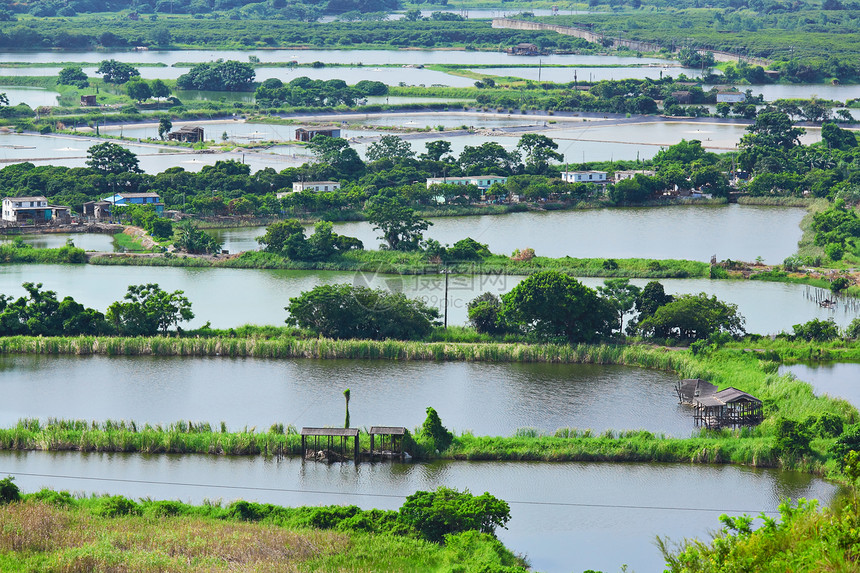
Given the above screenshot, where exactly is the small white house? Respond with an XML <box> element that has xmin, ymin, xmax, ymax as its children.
<box><xmin>560</xmin><ymin>171</ymin><xmax>608</xmax><ymax>184</ymax></box>
<box><xmin>291</xmin><ymin>181</ymin><xmax>341</xmax><ymax>193</ymax></box>
<box><xmin>426</xmin><ymin>175</ymin><xmax>507</xmax><ymax>190</ymax></box>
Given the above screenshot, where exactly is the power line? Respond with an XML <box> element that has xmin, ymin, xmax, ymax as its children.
<box><xmin>2</xmin><ymin>469</ymin><xmax>780</xmax><ymax>515</ymax></box>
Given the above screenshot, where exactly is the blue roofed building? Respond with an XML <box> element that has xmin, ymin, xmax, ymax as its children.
<box><xmin>100</xmin><ymin>192</ymin><xmax>164</xmax><ymax>215</ymax></box>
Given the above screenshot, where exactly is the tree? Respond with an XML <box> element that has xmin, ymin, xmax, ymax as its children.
<box><xmin>398</xmin><ymin>487</ymin><xmax>511</xmax><ymax>544</ymax></box>
<box><xmin>467</xmin><ymin>292</ymin><xmax>505</xmax><ymax>334</ymax></box>
<box><xmin>459</xmin><ymin>142</ymin><xmax>520</xmax><ymax>175</ymax></box>
<box><xmin>367</xmin><ymin>135</ymin><xmax>415</xmax><ymax>162</ymax></box>
<box><xmin>106</xmin><ymin>283</ymin><xmax>194</xmax><ymax>336</ymax></box>
<box><xmin>173</xmin><ymin>223</ymin><xmax>222</xmax><ymax>254</ymax></box>
<box><xmin>285</xmin><ymin>284</ymin><xmax>440</xmax><ymax>340</ymax></box>
<box><xmin>420</xmin><ymin>407</ymin><xmax>453</xmax><ymax>452</ymax></box>
<box><xmin>151</xmin><ymin>79</ymin><xmax>170</xmax><ymax>100</ymax></box>
<box><xmin>365</xmin><ymin>194</ymin><xmax>431</xmax><ymax>251</ymax></box>
<box><xmin>158</xmin><ymin>118</ymin><xmax>173</xmax><ymax>140</ymax></box>
<box><xmin>420</xmin><ymin>140</ymin><xmax>453</xmax><ymax>162</ymax></box>
<box><xmin>501</xmin><ymin>271</ymin><xmax>616</xmax><ymax>342</ymax></box>
<box><xmin>741</xmin><ymin>110</ymin><xmax>805</xmax><ymax>150</ymax></box>
<box><xmin>822</xmin><ymin>122</ymin><xmax>857</xmax><ymax>150</ymax></box>
<box><xmin>0</xmin><ymin>476</ymin><xmax>20</xmax><ymax>504</ymax></box>
<box><xmin>57</xmin><ymin>66</ymin><xmax>88</xmax><ymax>88</ymax></box>
<box><xmin>96</xmin><ymin>59</ymin><xmax>140</xmax><ymax>84</ymax></box>
<box><xmin>636</xmin><ymin>293</ymin><xmax>745</xmax><ymax>340</ymax></box>
<box><xmin>0</xmin><ymin>282</ymin><xmax>108</xmax><ymax>336</ymax></box>
<box><xmin>516</xmin><ymin>133</ymin><xmax>563</xmax><ymax>174</ymax></box>
<box><xmin>307</xmin><ymin>135</ymin><xmax>363</xmax><ymax>177</ymax></box>
<box><xmin>149</xmin><ymin>27</ymin><xmax>171</xmax><ymax>46</ymax></box>
<box><xmin>176</xmin><ymin>60</ymin><xmax>256</xmax><ymax>91</ymax></box>
<box><xmin>257</xmin><ymin>219</ymin><xmax>361</xmax><ymax>260</ymax></box>
<box><xmin>125</xmin><ymin>79</ymin><xmax>152</xmax><ymax>103</ymax></box>
<box><xmin>792</xmin><ymin>318</ymin><xmax>840</xmax><ymax>342</ymax></box>
<box><xmin>597</xmin><ymin>278</ymin><xmax>641</xmax><ymax>335</ymax></box>
<box><xmin>86</xmin><ymin>142</ymin><xmax>141</xmax><ymax>174</ymax></box>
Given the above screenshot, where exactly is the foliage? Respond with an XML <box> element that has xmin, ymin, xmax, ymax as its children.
<box><xmin>285</xmin><ymin>283</ymin><xmax>439</xmax><ymax>340</ymax></box>
<box><xmin>86</xmin><ymin>142</ymin><xmax>141</xmax><ymax>174</ymax></box>
<box><xmin>106</xmin><ymin>283</ymin><xmax>194</xmax><ymax>336</ymax></box>
<box><xmin>0</xmin><ymin>476</ymin><xmax>20</xmax><ymax>504</ymax></box>
<box><xmin>96</xmin><ymin>59</ymin><xmax>139</xmax><ymax>84</ymax></box>
<box><xmin>847</xmin><ymin>318</ymin><xmax>860</xmax><ymax>340</ymax></box>
<box><xmin>467</xmin><ymin>292</ymin><xmax>505</xmax><ymax>335</ymax></box>
<box><xmin>125</xmin><ymin>79</ymin><xmax>152</xmax><ymax>102</ymax></box>
<box><xmin>398</xmin><ymin>487</ymin><xmax>511</xmax><ymax>544</ymax></box>
<box><xmin>792</xmin><ymin>318</ymin><xmax>840</xmax><ymax>342</ymax></box>
<box><xmin>0</xmin><ymin>282</ymin><xmax>108</xmax><ymax>336</ymax></box>
<box><xmin>176</xmin><ymin>60</ymin><xmax>256</xmax><ymax>92</ymax></box>
<box><xmin>420</xmin><ymin>407</ymin><xmax>453</xmax><ymax>452</ymax></box>
<box><xmin>173</xmin><ymin>223</ymin><xmax>222</xmax><ymax>255</ymax></box>
<box><xmin>57</xmin><ymin>66</ymin><xmax>88</xmax><ymax>88</ymax></box>
<box><xmin>257</xmin><ymin>219</ymin><xmax>362</xmax><ymax>260</ymax></box>
<box><xmin>636</xmin><ymin>293</ymin><xmax>746</xmax><ymax>341</ymax></box>
<box><xmin>365</xmin><ymin>194</ymin><xmax>431</xmax><ymax>252</ymax></box>
<box><xmin>501</xmin><ymin>270</ymin><xmax>615</xmax><ymax>343</ymax></box>
<box><xmin>367</xmin><ymin>135</ymin><xmax>415</xmax><ymax>162</ymax></box>
<box><xmin>773</xmin><ymin>417</ymin><xmax>812</xmax><ymax>457</ymax></box>
<box><xmin>597</xmin><ymin>278</ymin><xmax>641</xmax><ymax>335</ymax></box>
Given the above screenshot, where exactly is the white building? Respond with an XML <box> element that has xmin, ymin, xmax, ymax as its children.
<box><xmin>560</xmin><ymin>171</ymin><xmax>608</xmax><ymax>185</ymax></box>
<box><xmin>426</xmin><ymin>175</ymin><xmax>508</xmax><ymax>190</ymax></box>
<box><xmin>716</xmin><ymin>91</ymin><xmax>746</xmax><ymax>103</ymax></box>
<box><xmin>290</xmin><ymin>181</ymin><xmax>341</xmax><ymax>194</ymax></box>
<box><xmin>2</xmin><ymin>196</ymin><xmax>71</xmax><ymax>224</ymax></box>
<box><xmin>613</xmin><ymin>170</ymin><xmax>655</xmax><ymax>182</ymax></box>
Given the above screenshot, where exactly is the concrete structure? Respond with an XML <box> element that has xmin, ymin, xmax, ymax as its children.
<box><xmin>561</xmin><ymin>171</ymin><xmax>608</xmax><ymax>185</ymax></box>
<box><xmin>2</xmin><ymin>196</ymin><xmax>71</xmax><ymax>224</ymax></box>
<box><xmin>716</xmin><ymin>91</ymin><xmax>746</xmax><ymax>103</ymax></box>
<box><xmin>291</xmin><ymin>181</ymin><xmax>341</xmax><ymax>193</ymax></box>
<box><xmin>80</xmin><ymin>95</ymin><xmax>97</xmax><ymax>106</ymax></box>
<box><xmin>167</xmin><ymin>125</ymin><xmax>204</xmax><ymax>143</ymax></box>
<box><xmin>426</xmin><ymin>175</ymin><xmax>507</xmax><ymax>190</ymax></box>
<box><xmin>613</xmin><ymin>170</ymin><xmax>656</xmax><ymax>183</ymax></box>
<box><xmin>295</xmin><ymin>127</ymin><xmax>341</xmax><ymax>142</ymax></box>
<box><xmin>671</xmin><ymin>91</ymin><xmax>693</xmax><ymax>104</ymax></box>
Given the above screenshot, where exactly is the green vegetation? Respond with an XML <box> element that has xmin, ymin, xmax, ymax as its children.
<box><xmin>0</xmin><ymin>240</ymin><xmax>86</xmax><ymax>264</ymax></box>
<box><xmin>0</xmin><ymin>480</ymin><xmax>525</xmax><ymax>572</ymax></box>
<box><xmin>106</xmin><ymin>283</ymin><xmax>194</xmax><ymax>336</ymax></box>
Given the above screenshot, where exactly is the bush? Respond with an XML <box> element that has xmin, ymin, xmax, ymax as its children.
<box><xmin>847</xmin><ymin>317</ymin><xmax>860</xmax><ymax>340</ymax></box>
<box><xmin>774</xmin><ymin>418</ymin><xmax>812</xmax><ymax>457</ymax></box>
<box><xmin>467</xmin><ymin>292</ymin><xmax>505</xmax><ymax>335</ymax></box>
<box><xmin>398</xmin><ymin>487</ymin><xmax>511</xmax><ymax>544</ymax></box>
<box><xmin>830</xmin><ymin>423</ymin><xmax>860</xmax><ymax>468</ymax></box>
<box><xmin>96</xmin><ymin>495</ymin><xmax>139</xmax><ymax>517</ymax></box>
<box><xmin>792</xmin><ymin>318</ymin><xmax>840</xmax><ymax>342</ymax></box>
<box><xmin>825</xmin><ymin>242</ymin><xmax>844</xmax><ymax>261</ymax></box>
<box><xmin>0</xmin><ymin>476</ymin><xmax>20</xmax><ymax>504</ymax></box>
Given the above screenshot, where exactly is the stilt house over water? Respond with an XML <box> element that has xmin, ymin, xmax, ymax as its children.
<box><xmin>676</xmin><ymin>379</ymin><xmax>763</xmax><ymax>429</ymax></box>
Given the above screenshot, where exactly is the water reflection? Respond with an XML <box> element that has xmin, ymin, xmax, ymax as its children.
<box><xmin>779</xmin><ymin>363</ymin><xmax>860</xmax><ymax>408</ymax></box>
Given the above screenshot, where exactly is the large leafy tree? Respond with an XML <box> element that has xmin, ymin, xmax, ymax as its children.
<box><xmin>176</xmin><ymin>60</ymin><xmax>255</xmax><ymax>91</ymax></box>
<box><xmin>597</xmin><ymin>278</ymin><xmax>641</xmax><ymax>335</ymax></box>
<box><xmin>125</xmin><ymin>79</ymin><xmax>152</xmax><ymax>103</ymax></box>
<box><xmin>285</xmin><ymin>284</ymin><xmax>439</xmax><ymax>340</ymax></box>
<box><xmin>636</xmin><ymin>293</ymin><xmax>745</xmax><ymax>340</ymax></box>
<box><xmin>86</xmin><ymin>142</ymin><xmax>141</xmax><ymax>174</ymax></box>
<box><xmin>96</xmin><ymin>59</ymin><xmax>140</xmax><ymax>84</ymax></box>
<box><xmin>501</xmin><ymin>270</ymin><xmax>615</xmax><ymax>342</ymax></box>
<box><xmin>0</xmin><ymin>282</ymin><xmax>108</xmax><ymax>336</ymax></box>
<box><xmin>106</xmin><ymin>283</ymin><xmax>194</xmax><ymax>336</ymax></box>
<box><xmin>307</xmin><ymin>135</ymin><xmax>363</xmax><ymax>177</ymax></box>
<box><xmin>365</xmin><ymin>194</ymin><xmax>431</xmax><ymax>251</ymax></box>
<box><xmin>57</xmin><ymin>66</ymin><xmax>88</xmax><ymax>88</ymax></box>
<box><xmin>367</xmin><ymin>135</ymin><xmax>415</xmax><ymax>162</ymax></box>
<box><xmin>458</xmin><ymin>142</ymin><xmax>520</xmax><ymax>175</ymax></box>
<box><xmin>516</xmin><ymin>133</ymin><xmax>563</xmax><ymax>174</ymax></box>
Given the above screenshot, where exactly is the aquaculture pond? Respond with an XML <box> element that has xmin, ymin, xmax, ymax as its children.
<box><xmin>780</xmin><ymin>363</ymin><xmax>860</xmax><ymax>409</ymax></box>
<box><xmin>1</xmin><ymin>260</ymin><xmax>856</xmax><ymax>334</ymax></box>
<box><xmin>0</xmin><ymin>451</ymin><xmax>842</xmax><ymax>573</ymax></box>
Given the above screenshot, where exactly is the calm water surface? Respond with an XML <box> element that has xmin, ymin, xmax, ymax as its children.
<box><xmin>0</xmin><ymin>452</ymin><xmax>842</xmax><ymax>573</ymax></box>
<box><xmin>780</xmin><ymin>363</ymin><xmax>860</xmax><ymax>408</ymax></box>
<box><xmin>0</xmin><ymin>356</ymin><xmax>693</xmax><ymax>436</ymax></box>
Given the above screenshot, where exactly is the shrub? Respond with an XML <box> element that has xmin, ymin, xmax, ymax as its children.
<box><xmin>96</xmin><ymin>495</ymin><xmax>139</xmax><ymax>517</ymax></box>
<box><xmin>774</xmin><ymin>418</ymin><xmax>812</xmax><ymax>457</ymax></box>
<box><xmin>0</xmin><ymin>476</ymin><xmax>20</xmax><ymax>504</ymax></box>
<box><xmin>847</xmin><ymin>317</ymin><xmax>860</xmax><ymax>340</ymax></box>
<box><xmin>510</xmin><ymin>248</ymin><xmax>535</xmax><ymax>262</ymax></box>
<box><xmin>792</xmin><ymin>318</ymin><xmax>840</xmax><ymax>342</ymax></box>
<box><xmin>421</xmin><ymin>407</ymin><xmax>453</xmax><ymax>452</ymax></box>
<box><xmin>467</xmin><ymin>292</ymin><xmax>505</xmax><ymax>335</ymax></box>
<box><xmin>398</xmin><ymin>487</ymin><xmax>511</xmax><ymax>544</ymax></box>
<box><xmin>825</xmin><ymin>242</ymin><xmax>844</xmax><ymax>261</ymax></box>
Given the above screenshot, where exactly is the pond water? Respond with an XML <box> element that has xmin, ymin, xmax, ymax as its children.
<box><xmin>0</xmin><ymin>451</ymin><xmax>842</xmax><ymax>573</ymax></box>
<box><xmin>1</xmin><ymin>257</ymin><xmax>856</xmax><ymax>334</ymax></box>
<box><xmin>0</xmin><ymin>356</ymin><xmax>693</xmax><ymax>436</ymax></box>
<box><xmin>0</xmin><ymin>85</ymin><xmax>60</xmax><ymax>107</ymax></box>
<box><xmin>0</xmin><ymin>232</ymin><xmax>115</xmax><ymax>251</ymax></box>
<box><xmin>780</xmin><ymin>363</ymin><xmax>860</xmax><ymax>408</ymax></box>
<box><xmin>0</xmin><ymin>49</ymin><xmax>672</xmax><ymax>67</ymax></box>
<box><xmin>99</xmin><ymin>120</ymin><xmax>392</xmax><ymax>142</ymax></box>
<box><xmin>705</xmin><ymin>83</ymin><xmax>860</xmax><ymax>104</ymax></box>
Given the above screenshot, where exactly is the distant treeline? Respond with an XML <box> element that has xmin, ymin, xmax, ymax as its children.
<box><xmin>0</xmin><ymin>18</ymin><xmax>597</xmax><ymax>51</ymax></box>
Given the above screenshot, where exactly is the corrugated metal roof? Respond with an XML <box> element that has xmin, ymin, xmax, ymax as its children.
<box><xmin>370</xmin><ymin>426</ymin><xmax>407</xmax><ymax>435</ymax></box>
<box><xmin>300</xmin><ymin>427</ymin><xmax>359</xmax><ymax>437</ymax></box>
